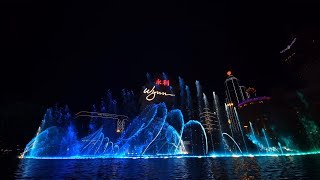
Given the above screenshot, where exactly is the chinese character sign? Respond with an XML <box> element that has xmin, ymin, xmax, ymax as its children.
<box><xmin>155</xmin><ymin>79</ymin><xmax>162</xmax><ymax>86</ymax></box>
<box><xmin>163</xmin><ymin>80</ymin><xmax>169</xmax><ymax>86</ymax></box>
<box><xmin>155</xmin><ymin>79</ymin><xmax>170</xmax><ymax>86</ymax></box>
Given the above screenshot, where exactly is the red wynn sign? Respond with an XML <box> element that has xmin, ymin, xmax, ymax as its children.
<box><xmin>155</xmin><ymin>79</ymin><xmax>170</xmax><ymax>86</ymax></box>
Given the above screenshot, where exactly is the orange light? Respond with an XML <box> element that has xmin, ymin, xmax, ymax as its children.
<box><xmin>227</xmin><ymin>71</ymin><xmax>232</xmax><ymax>76</ymax></box>
<box><xmin>116</xmin><ymin>129</ymin><xmax>120</xmax><ymax>133</ymax></box>
<box><xmin>227</xmin><ymin>103</ymin><xmax>233</xmax><ymax>107</ymax></box>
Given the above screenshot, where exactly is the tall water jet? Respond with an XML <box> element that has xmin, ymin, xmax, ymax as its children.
<box><xmin>201</xmin><ymin>134</ymin><xmax>206</xmax><ymax>155</ymax></box>
<box><xmin>185</xmin><ymin>85</ymin><xmax>193</xmax><ymax>120</ymax></box>
<box><xmin>195</xmin><ymin>80</ymin><xmax>203</xmax><ymax>115</ymax></box>
<box><xmin>142</xmin><ymin>111</ymin><xmax>167</xmax><ymax>155</ymax></box>
<box><xmin>183</xmin><ymin>120</ymin><xmax>208</xmax><ymax>155</ymax></box>
<box><xmin>162</xmin><ymin>72</ymin><xmax>168</xmax><ymax>80</ymax></box>
<box><xmin>202</xmin><ymin>93</ymin><xmax>214</xmax><ymax>152</ymax></box>
<box><xmin>262</xmin><ymin>128</ymin><xmax>270</xmax><ymax>152</ymax></box>
<box><xmin>185</xmin><ymin>85</ymin><xmax>194</xmax><ymax>153</ymax></box>
<box><xmin>203</xmin><ymin>93</ymin><xmax>209</xmax><ymax>108</ymax></box>
<box><xmin>222</xmin><ymin>133</ymin><xmax>242</xmax><ymax>154</ymax></box>
<box><xmin>278</xmin><ymin>142</ymin><xmax>284</xmax><ymax>155</ymax></box>
<box><xmin>249</xmin><ymin>122</ymin><xmax>257</xmax><ymax>141</ymax></box>
<box><xmin>165</xmin><ymin>109</ymin><xmax>186</xmax><ymax>154</ymax></box>
<box><xmin>249</xmin><ymin>121</ymin><xmax>259</xmax><ymax>152</ymax></box>
<box><xmin>234</xmin><ymin>107</ymin><xmax>248</xmax><ymax>153</ymax></box>
<box><xmin>20</xmin><ymin>117</ymin><xmax>46</xmax><ymax>158</ymax></box>
<box><xmin>195</xmin><ymin>81</ymin><xmax>205</xmax><ymax>154</ymax></box>
<box><xmin>213</xmin><ymin>91</ymin><xmax>226</xmax><ymax>154</ymax></box>
<box><xmin>186</xmin><ymin>85</ymin><xmax>194</xmax><ymax>154</ymax></box>
<box><xmin>179</xmin><ymin>77</ymin><xmax>186</xmax><ymax>109</ymax></box>
<box><xmin>25</xmin><ymin>108</ymin><xmax>58</xmax><ymax>157</ymax></box>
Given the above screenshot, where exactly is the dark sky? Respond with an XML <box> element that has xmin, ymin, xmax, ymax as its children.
<box><xmin>1</xmin><ymin>2</ymin><xmax>320</xmax><ymax>143</ymax></box>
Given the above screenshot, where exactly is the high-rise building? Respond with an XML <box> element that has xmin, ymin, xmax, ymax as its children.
<box><xmin>238</xmin><ymin>96</ymin><xmax>273</xmax><ymax>135</ymax></box>
<box><xmin>225</xmin><ymin>71</ymin><xmax>248</xmax><ymax>106</ymax></box>
<box><xmin>200</xmin><ymin>108</ymin><xmax>215</xmax><ymax>133</ymax></box>
<box><xmin>224</xmin><ymin>71</ymin><xmax>248</xmax><ymax>132</ymax></box>
<box><xmin>237</xmin><ymin>96</ymin><xmax>278</xmax><ymax>151</ymax></box>
<box><xmin>224</xmin><ymin>71</ymin><xmax>248</xmax><ymax>152</ymax></box>
<box><xmin>199</xmin><ymin>107</ymin><xmax>221</xmax><ymax>152</ymax></box>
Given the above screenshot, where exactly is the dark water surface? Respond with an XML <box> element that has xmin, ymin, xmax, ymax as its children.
<box><xmin>3</xmin><ymin>155</ymin><xmax>320</xmax><ymax>179</ymax></box>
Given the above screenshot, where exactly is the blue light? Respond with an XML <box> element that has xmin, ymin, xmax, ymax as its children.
<box><xmin>21</xmin><ymin>103</ymin><xmax>211</xmax><ymax>159</ymax></box>
<box><xmin>20</xmin><ymin>151</ymin><xmax>320</xmax><ymax>160</ymax></box>
<box><xmin>19</xmin><ymin>78</ymin><xmax>320</xmax><ymax>160</ymax></box>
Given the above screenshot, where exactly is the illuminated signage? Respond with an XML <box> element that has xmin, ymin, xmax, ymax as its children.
<box><xmin>155</xmin><ymin>79</ymin><xmax>170</xmax><ymax>86</ymax></box>
<box><xmin>143</xmin><ymin>86</ymin><xmax>175</xmax><ymax>101</ymax></box>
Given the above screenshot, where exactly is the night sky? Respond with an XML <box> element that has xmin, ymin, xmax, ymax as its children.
<box><xmin>1</xmin><ymin>2</ymin><xmax>319</xmax><ymax>144</ymax></box>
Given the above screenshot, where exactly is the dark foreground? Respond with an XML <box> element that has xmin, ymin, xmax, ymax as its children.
<box><xmin>3</xmin><ymin>154</ymin><xmax>320</xmax><ymax>179</ymax></box>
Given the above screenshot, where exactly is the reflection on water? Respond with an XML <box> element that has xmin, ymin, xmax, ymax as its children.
<box><xmin>13</xmin><ymin>155</ymin><xmax>320</xmax><ymax>179</ymax></box>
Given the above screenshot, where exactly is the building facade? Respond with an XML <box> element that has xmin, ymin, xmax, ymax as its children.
<box><xmin>224</xmin><ymin>71</ymin><xmax>249</xmax><ymax>152</ymax></box>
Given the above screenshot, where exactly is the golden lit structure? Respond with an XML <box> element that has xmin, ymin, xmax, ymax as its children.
<box><xmin>75</xmin><ymin>111</ymin><xmax>128</xmax><ymax>133</ymax></box>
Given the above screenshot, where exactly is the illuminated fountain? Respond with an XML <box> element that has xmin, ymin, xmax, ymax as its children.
<box><xmin>20</xmin><ymin>74</ymin><xmax>320</xmax><ymax>159</ymax></box>
<box><xmin>233</xmin><ymin>107</ymin><xmax>248</xmax><ymax>153</ymax></box>
<box><xmin>278</xmin><ymin>142</ymin><xmax>284</xmax><ymax>155</ymax></box>
<box><xmin>21</xmin><ymin>103</ymin><xmax>211</xmax><ymax>158</ymax></box>
<box><xmin>262</xmin><ymin>128</ymin><xmax>270</xmax><ymax>152</ymax></box>
<box><xmin>182</xmin><ymin>120</ymin><xmax>208</xmax><ymax>155</ymax></box>
<box><xmin>222</xmin><ymin>133</ymin><xmax>242</xmax><ymax>153</ymax></box>
<box><xmin>21</xmin><ymin>100</ymin><xmax>320</xmax><ymax>159</ymax></box>
<box><xmin>195</xmin><ymin>80</ymin><xmax>203</xmax><ymax>116</ymax></box>
<box><xmin>185</xmin><ymin>85</ymin><xmax>193</xmax><ymax>121</ymax></box>
<box><xmin>213</xmin><ymin>91</ymin><xmax>226</xmax><ymax>154</ymax></box>
<box><xmin>296</xmin><ymin>91</ymin><xmax>320</xmax><ymax>150</ymax></box>
<box><xmin>247</xmin><ymin>121</ymin><xmax>268</xmax><ymax>153</ymax></box>
<box><xmin>202</xmin><ymin>93</ymin><xmax>214</xmax><ymax>152</ymax></box>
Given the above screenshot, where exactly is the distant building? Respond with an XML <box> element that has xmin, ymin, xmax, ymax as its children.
<box><xmin>199</xmin><ymin>107</ymin><xmax>221</xmax><ymax>152</ymax></box>
<box><xmin>224</xmin><ymin>71</ymin><xmax>249</xmax><ymax>152</ymax></box>
<box><xmin>238</xmin><ymin>96</ymin><xmax>272</xmax><ymax>135</ymax></box>
<box><xmin>237</xmin><ymin>96</ymin><xmax>278</xmax><ymax>151</ymax></box>
<box><xmin>225</xmin><ymin>71</ymin><xmax>248</xmax><ymax>106</ymax></box>
<box><xmin>246</xmin><ymin>87</ymin><xmax>257</xmax><ymax>99</ymax></box>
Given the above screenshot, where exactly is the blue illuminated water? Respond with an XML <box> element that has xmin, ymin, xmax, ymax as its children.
<box><xmin>16</xmin><ymin>78</ymin><xmax>320</xmax><ymax>178</ymax></box>
<box><xmin>7</xmin><ymin>154</ymin><xmax>320</xmax><ymax>179</ymax></box>
<box><xmin>21</xmin><ymin>80</ymin><xmax>320</xmax><ymax>159</ymax></box>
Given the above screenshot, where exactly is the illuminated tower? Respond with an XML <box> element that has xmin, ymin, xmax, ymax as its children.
<box><xmin>225</xmin><ymin>71</ymin><xmax>247</xmax><ymax>106</ymax></box>
<box><xmin>200</xmin><ymin>108</ymin><xmax>215</xmax><ymax>133</ymax></box>
<box><xmin>200</xmin><ymin>107</ymin><xmax>220</xmax><ymax>152</ymax></box>
<box><xmin>224</xmin><ymin>71</ymin><xmax>248</xmax><ymax>152</ymax></box>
